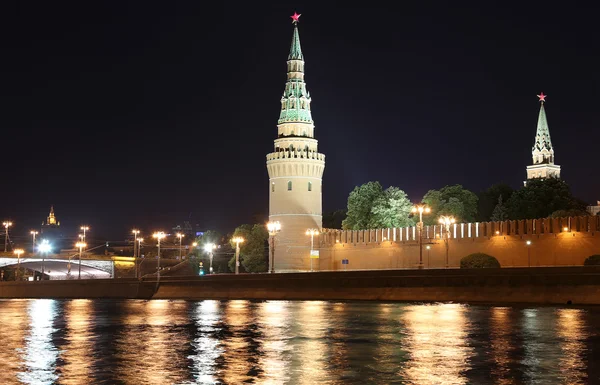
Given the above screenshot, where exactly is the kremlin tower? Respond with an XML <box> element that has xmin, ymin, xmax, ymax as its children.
<box><xmin>526</xmin><ymin>93</ymin><xmax>561</xmax><ymax>180</ymax></box>
<box><xmin>266</xmin><ymin>13</ymin><xmax>326</xmax><ymax>272</ymax></box>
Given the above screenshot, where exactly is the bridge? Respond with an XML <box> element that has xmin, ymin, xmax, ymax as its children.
<box><xmin>0</xmin><ymin>256</ymin><xmax>114</xmax><ymax>279</ymax></box>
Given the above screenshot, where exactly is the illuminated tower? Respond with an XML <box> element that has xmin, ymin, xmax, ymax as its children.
<box><xmin>266</xmin><ymin>13</ymin><xmax>325</xmax><ymax>271</ymax></box>
<box><xmin>526</xmin><ymin>92</ymin><xmax>561</xmax><ymax>180</ymax></box>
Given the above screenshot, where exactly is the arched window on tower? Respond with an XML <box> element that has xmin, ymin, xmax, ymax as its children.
<box><xmin>271</xmin><ymin>182</ymin><xmax>275</xmax><ymax>193</ymax></box>
<box><xmin>308</xmin><ymin>182</ymin><xmax>312</xmax><ymax>191</ymax></box>
<box><xmin>287</xmin><ymin>181</ymin><xmax>292</xmax><ymax>191</ymax></box>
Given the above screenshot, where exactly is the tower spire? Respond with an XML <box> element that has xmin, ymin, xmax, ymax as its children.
<box><xmin>288</xmin><ymin>12</ymin><xmax>303</xmax><ymax>60</ymax></box>
<box><xmin>526</xmin><ymin>92</ymin><xmax>560</xmax><ymax>180</ymax></box>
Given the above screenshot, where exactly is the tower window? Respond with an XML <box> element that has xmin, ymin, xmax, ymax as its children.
<box><xmin>308</xmin><ymin>182</ymin><xmax>312</xmax><ymax>191</ymax></box>
<box><xmin>271</xmin><ymin>183</ymin><xmax>275</xmax><ymax>192</ymax></box>
<box><xmin>287</xmin><ymin>181</ymin><xmax>292</xmax><ymax>191</ymax></box>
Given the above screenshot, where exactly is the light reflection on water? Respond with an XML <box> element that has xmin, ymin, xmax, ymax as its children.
<box><xmin>0</xmin><ymin>299</ymin><xmax>598</xmax><ymax>384</ymax></box>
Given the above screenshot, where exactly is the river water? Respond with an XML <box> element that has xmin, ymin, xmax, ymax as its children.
<box><xmin>0</xmin><ymin>299</ymin><xmax>598</xmax><ymax>384</ymax></box>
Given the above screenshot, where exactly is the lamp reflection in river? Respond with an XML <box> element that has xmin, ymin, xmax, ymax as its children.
<box><xmin>290</xmin><ymin>301</ymin><xmax>329</xmax><ymax>385</ymax></box>
<box><xmin>19</xmin><ymin>299</ymin><xmax>59</xmax><ymax>384</ymax></box>
<box><xmin>489</xmin><ymin>307</ymin><xmax>515</xmax><ymax>384</ymax></box>
<box><xmin>0</xmin><ymin>299</ymin><xmax>28</xmax><ymax>383</ymax></box>
<box><xmin>61</xmin><ymin>299</ymin><xmax>93</xmax><ymax>382</ymax></box>
<box><xmin>556</xmin><ymin>309</ymin><xmax>588</xmax><ymax>383</ymax></box>
<box><xmin>219</xmin><ymin>300</ymin><xmax>257</xmax><ymax>383</ymax></box>
<box><xmin>400</xmin><ymin>303</ymin><xmax>472</xmax><ymax>384</ymax></box>
<box><xmin>257</xmin><ymin>300</ymin><xmax>292</xmax><ymax>384</ymax></box>
<box><xmin>190</xmin><ymin>300</ymin><xmax>223</xmax><ymax>384</ymax></box>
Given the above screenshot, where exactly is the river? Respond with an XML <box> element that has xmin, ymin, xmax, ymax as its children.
<box><xmin>0</xmin><ymin>299</ymin><xmax>598</xmax><ymax>384</ymax></box>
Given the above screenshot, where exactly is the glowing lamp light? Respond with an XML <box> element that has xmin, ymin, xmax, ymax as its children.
<box><xmin>305</xmin><ymin>229</ymin><xmax>319</xmax><ymax>236</ymax></box>
<box><xmin>426</xmin><ymin>245</ymin><xmax>431</xmax><ymax>250</ymax></box>
<box><xmin>38</xmin><ymin>240</ymin><xmax>52</xmax><ymax>253</ymax></box>
<box><xmin>495</xmin><ymin>231</ymin><xmax>500</xmax><ymax>235</ymax></box>
<box><xmin>267</xmin><ymin>221</ymin><xmax>282</xmax><ymax>233</ymax></box>
<box><xmin>232</xmin><ymin>237</ymin><xmax>244</xmax><ymax>244</ymax></box>
<box><xmin>526</xmin><ymin>240</ymin><xmax>532</xmax><ymax>246</ymax></box>
<box><xmin>204</xmin><ymin>243</ymin><xmax>216</xmax><ymax>253</ymax></box>
<box><xmin>75</xmin><ymin>242</ymin><xmax>87</xmax><ymax>249</ymax></box>
<box><xmin>192</xmin><ymin>242</ymin><xmax>198</xmax><ymax>247</ymax></box>
<box><xmin>563</xmin><ymin>227</ymin><xmax>569</xmax><ymax>232</ymax></box>
<box><xmin>14</xmin><ymin>249</ymin><xmax>24</xmax><ymax>257</ymax></box>
<box><xmin>152</xmin><ymin>231</ymin><xmax>166</xmax><ymax>240</ymax></box>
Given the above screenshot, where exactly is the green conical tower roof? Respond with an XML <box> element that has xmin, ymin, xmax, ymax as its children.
<box><xmin>288</xmin><ymin>24</ymin><xmax>304</xmax><ymax>61</ymax></box>
<box><xmin>532</xmin><ymin>99</ymin><xmax>553</xmax><ymax>152</ymax></box>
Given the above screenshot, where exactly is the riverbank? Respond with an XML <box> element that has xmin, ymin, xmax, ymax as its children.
<box><xmin>1</xmin><ymin>267</ymin><xmax>600</xmax><ymax>304</ymax></box>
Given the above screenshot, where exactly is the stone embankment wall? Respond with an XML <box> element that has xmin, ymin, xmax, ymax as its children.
<box><xmin>318</xmin><ymin>216</ymin><xmax>600</xmax><ymax>270</ymax></box>
<box><xmin>2</xmin><ymin>267</ymin><xmax>600</xmax><ymax>305</ymax></box>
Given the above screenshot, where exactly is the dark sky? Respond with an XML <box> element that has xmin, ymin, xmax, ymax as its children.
<box><xmin>1</xmin><ymin>2</ymin><xmax>598</xmax><ymax>241</ymax></box>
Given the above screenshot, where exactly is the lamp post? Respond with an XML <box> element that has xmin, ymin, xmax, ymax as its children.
<box><xmin>75</xmin><ymin>242</ymin><xmax>86</xmax><ymax>279</ymax></box>
<box><xmin>204</xmin><ymin>243</ymin><xmax>216</xmax><ymax>274</ymax></box>
<box><xmin>305</xmin><ymin>228</ymin><xmax>319</xmax><ymax>272</ymax></box>
<box><xmin>439</xmin><ymin>216</ymin><xmax>456</xmax><ymax>268</ymax></box>
<box><xmin>38</xmin><ymin>239</ymin><xmax>51</xmax><ymax>279</ymax></box>
<box><xmin>30</xmin><ymin>231</ymin><xmax>38</xmax><ymax>254</ymax></box>
<box><xmin>152</xmin><ymin>232</ymin><xmax>166</xmax><ymax>282</ymax></box>
<box><xmin>232</xmin><ymin>237</ymin><xmax>244</xmax><ymax>274</ymax></box>
<box><xmin>132</xmin><ymin>229</ymin><xmax>140</xmax><ymax>262</ymax></box>
<box><xmin>3</xmin><ymin>221</ymin><xmax>12</xmax><ymax>252</ymax></box>
<box><xmin>267</xmin><ymin>221</ymin><xmax>281</xmax><ymax>274</ymax></box>
<box><xmin>136</xmin><ymin>237</ymin><xmax>144</xmax><ymax>278</ymax></box>
<box><xmin>14</xmin><ymin>248</ymin><xmax>24</xmax><ymax>280</ymax></box>
<box><xmin>80</xmin><ymin>226</ymin><xmax>89</xmax><ymax>243</ymax></box>
<box><xmin>176</xmin><ymin>233</ymin><xmax>185</xmax><ymax>260</ymax></box>
<box><xmin>526</xmin><ymin>240</ymin><xmax>532</xmax><ymax>267</ymax></box>
<box><xmin>411</xmin><ymin>205</ymin><xmax>430</xmax><ymax>269</ymax></box>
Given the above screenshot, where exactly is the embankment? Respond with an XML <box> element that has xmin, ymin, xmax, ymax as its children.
<box><xmin>1</xmin><ymin>267</ymin><xmax>600</xmax><ymax>305</ymax></box>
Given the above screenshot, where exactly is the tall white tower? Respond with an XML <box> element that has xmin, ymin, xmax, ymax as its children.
<box><xmin>266</xmin><ymin>13</ymin><xmax>325</xmax><ymax>272</ymax></box>
<box><xmin>526</xmin><ymin>92</ymin><xmax>561</xmax><ymax>180</ymax></box>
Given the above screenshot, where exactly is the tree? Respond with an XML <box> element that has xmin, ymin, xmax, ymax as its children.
<box><xmin>370</xmin><ymin>187</ymin><xmax>414</xmax><ymax>228</ymax></box>
<box><xmin>227</xmin><ymin>224</ymin><xmax>269</xmax><ymax>273</ymax></box>
<box><xmin>506</xmin><ymin>178</ymin><xmax>586</xmax><ymax>220</ymax></box>
<box><xmin>342</xmin><ymin>181</ymin><xmax>413</xmax><ymax>230</ymax></box>
<box><xmin>322</xmin><ymin>209</ymin><xmax>346</xmax><ymax>229</ymax></box>
<box><xmin>477</xmin><ymin>183</ymin><xmax>514</xmax><ymax>221</ymax></box>
<box><xmin>550</xmin><ymin>209</ymin><xmax>590</xmax><ymax>218</ymax></box>
<box><xmin>422</xmin><ymin>184</ymin><xmax>478</xmax><ymax>224</ymax></box>
<box><xmin>490</xmin><ymin>195</ymin><xmax>509</xmax><ymax>221</ymax></box>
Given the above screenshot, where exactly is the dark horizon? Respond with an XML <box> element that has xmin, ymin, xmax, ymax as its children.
<box><xmin>2</xmin><ymin>2</ymin><xmax>598</xmax><ymax>241</ymax></box>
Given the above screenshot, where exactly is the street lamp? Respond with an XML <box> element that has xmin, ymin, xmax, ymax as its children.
<box><xmin>439</xmin><ymin>216</ymin><xmax>456</xmax><ymax>268</ymax></box>
<box><xmin>38</xmin><ymin>239</ymin><xmax>51</xmax><ymax>279</ymax></box>
<box><xmin>136</xmin><ymin>237</ymin><xmax>144</xmax><ymax>278</ymax></box>
<box><xmin>305</xmin><ymin>228</ymin><xmax>319</xmax><ymax>272</ymax></box>
<box><xmin>132</xmin><ymin>229</ymin><xmax>140</xmax><ymax>261</ymax></box>
<box><xmin>232</xmin><ymin>237</ymin><xmax>244</xmax><ymax>274</ymax></box>
<box><xmin>176</xmin><ymin>233</ymin><xmax>185</xmax><ymax>260</ymax></box>
<box><xmin>526</xmin><ymin>240</ymin><xmax>532</xmax><ymax>267</ymax></box>
<box><xmin>204</xmin><ymin>243</ymin><xmax>216</xmax><ymax>274</ymax></box>
<box><xmin>425</xmin><ymin>245</ymin><xmax>431</xmax><ymax>268</ymax></box>
<box><xmin>411</xmin><ymin>205</ymin><xmax>430</xmax><ymax>269</ymax></box>
<box><xmin>80</xmin><ymin>226</ymin><xmax>90</xmax><ymax>242</ymax></box>
<box><xmin>267</xmin><ymin>221</ymin><xmax>281</xmax><ymax>274</ymax></box>
<box><xmin>14</xmin><ymin>248</ymin><xmax>24</xmax><ymax>280</ymax></box>
<box><xmin>3</xmin><ymin>221</ymin><xmax>12</xmax><ymax>252</ymax></box>
<box><xmin>75</xmin><ymin>242</ymin><xmax>86</xmax><ymax>279</ymax></box>
<box><xmin>152</xmin><ymin>232</ymin><xmax>166</xmax><ymax>282</ymax></box>
<box><xmin>30</xmin><ymin>230</ymin><xmax>38</xmax><ymax>254</ymax></box>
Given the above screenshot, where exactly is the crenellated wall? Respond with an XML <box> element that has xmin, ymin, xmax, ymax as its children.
<box><xmin>317</xmin><ymin>216</ymin><xmax>600</xmax><ymax>271</ymax></box>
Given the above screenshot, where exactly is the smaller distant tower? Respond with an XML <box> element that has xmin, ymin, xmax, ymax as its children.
<box><xmin>526</xmin><ymin>92</ymin><xmax>561</xmax><ymax>180</ymax></box>
<box><xmin>41</xmin><ymin>205</ymin><xmax>62</xmax><ymax>240</ymax></box>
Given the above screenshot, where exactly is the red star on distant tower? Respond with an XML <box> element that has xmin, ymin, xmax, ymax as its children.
<box><xmin>291</xmin><ymin>12</ymin><xmax>301</xmax><ymax>24</ymax></box>
<box><xmin>537</xmin><ymin>92</ymin><xmax>547</xmax><ymax>103</ymax></box>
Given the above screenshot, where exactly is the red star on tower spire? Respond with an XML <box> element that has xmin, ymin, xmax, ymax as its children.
<box><xmin>537</xmin><ymin>92</ymin><xmax>547</xmax><ymax>103</ymax></box>
<box><xmin>291</xmin><ymin>12</ymin><xmax>301</xmax><ymax>24</ymax></box>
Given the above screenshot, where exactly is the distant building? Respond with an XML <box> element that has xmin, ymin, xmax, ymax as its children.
<box><xmin>588</xmin><ymin>202</ymin><xmax>600</xmax><ymax>216</ymax></box>
<box><xmin>172</xmin><ymin>221</ymin><xmax>195</xmax><ymax>238</ymax></box>
<box><xmin>40</xmin><ymin>206</ymin><xmax>65</xmax><ymax>251</ymax></box>
<box><xmin>525</xmin><ymin>93</ymin><xmax>561</xmax><ymax>182</ymax></box>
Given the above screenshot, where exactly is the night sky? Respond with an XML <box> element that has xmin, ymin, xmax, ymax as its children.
<box><xmin>1</xmin><ymin>2</ymin><xmax>598</xmax><ymax>241</ymax></box>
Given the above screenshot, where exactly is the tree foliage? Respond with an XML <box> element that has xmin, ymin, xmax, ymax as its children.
<box><xmin>477</xmin><ymin>183</ymin><xmax>514</xmax><ymax>221</ymax></box>
<box><xmin>506</xmin><ymin>178</ymin><xmax>586</xmax><ymax>220</ymax></box>
<box><xmin>422</xmin><ymin>184</ymin><xmax>478</xmax><ymax>225</ymax></box>
<box><xmin>342</xmin><ymin>182</ymin><xmax>414</xmax><ymax>230</ymax></box>
<box><xmin>490</xmin><ymin>195</ymin><xmax>509</xmax><ymax>221</ymax></box>
<box><xmin>227</xmin><ymin>224</ymin><xmax>269</xmax><ymax>273</ymax></box>
<box><xmin>584</xmin><ymin>255</ymin><xmax>600</xmax><ymax>266</ymax></box>
<box><xmin>323</xmin><ymin>209</ymin><xmax>347</xmax><ymax>229</ymax></box>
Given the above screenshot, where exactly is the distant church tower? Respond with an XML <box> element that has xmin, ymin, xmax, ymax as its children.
<box><xmin>526</xmin><ymin>92</ymin><xmax>561</xmax><ymax>180</ymax></box>
<box><xmin>266</xmin><ymin>13</ymin><xmax>325</xmax><ymax>271</ymax></box>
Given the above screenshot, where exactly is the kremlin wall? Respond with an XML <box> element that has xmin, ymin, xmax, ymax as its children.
<box><xmin>318</xmin><ymin>216</ymin><xmax>600</xmax><ymax>271</ymax></box>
